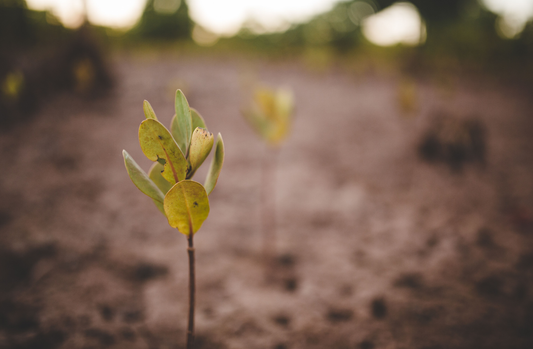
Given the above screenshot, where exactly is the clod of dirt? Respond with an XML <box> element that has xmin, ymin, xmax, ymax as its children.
<box><xmin>475</xmin><ymin>275</ymin><xmax>504</xmax><ymax>298</ymax></box>
<box><xmin>516</xmin><ymin>253</ymin><xmax>533</xmax><ymax>271</ymax></box>
<box><xmin>121</xmin><ymin>309</ymin><xmax>144</xmax><ymax>323</ymax></box>
<box><xmin>129</xmin><ymin>262</ymin><xmax>168</xmax><ymax>283</ymax></box>
<box><xmin>410</xmin><ymin>306</ymin><xmax>441</xmax><ymax>324</ymax></box>
<box><xmin>371</xmin><ymin>298</ymin><xmax>387</xmax><ymax>319</ymax></box>
<box><xmin>194</xmin><ymin>334</ymin><xmax>227</xmax><ymax>349</ymax></box>
<box><xmin>476</xmin><ymin>228</ymin><xmax>496</xmax><ymax>249</ymax></box>
<box><xmin>15</xmin><ymin>329</ymin><xmax>67</xmax><ymax>349</ymax></box>
<box><xmin>0</xmin><ymin>300</ymin><xmax>40</xmax><ymax>333</ymax></box>
<box><xmin>98</xmin><ymin>304</ymin><xmax>114</xmax><ymax>322</ymax></box>
<box><xmin>120</xmin><ymin>327</ymin><xmax>136</xmax><ymax>342</ymax></box>
<box><xmin>326</xmin><ymin>308</ymin><xmax>354</xmax><ymax>323</ymax></box>
<box><xmin>0</xmin><ymin>210</ymin><xmax>12</xmax><ymax>228</ymax></box>
<box><xmin>359</xmin><ymin>340</ymin><xmax>375</xmax><ymax>349</ymax></box>
<box><xmin>51</xmin><ymin>155</ymin><xmax>78</xmax><ymax>172</ymax></box>
<box><xmin>283</xmin><ymin>277</ymin><xmax>298</xmax><ymax>292</ymax></box>
<box><xmin>394</xmin><ymin>273</ymin><xmax>425</xmax><ymax>290</ymax></box>
<box><xmin>0</xmin><ymin>243</ymin><xmax>57</xmax><ymax>292</ymax></box>
<box><xmin>84</xmin><ymin>328</ymin><xmax>116</xmax><ymax>347</ymax></box>
<box><xmin>273</xmin><ymin>314</ymin><xmax>291</xmax><ymax>328</ymax></box>
<box><xmin>277</xmin><ymin>254</ymin><xmax>297</xmax><ymax>268</ymax></box>
<box><xmin>418</xmin><ymin>115</ymin><xmax>487</xmax><ymax>172</ymax></box>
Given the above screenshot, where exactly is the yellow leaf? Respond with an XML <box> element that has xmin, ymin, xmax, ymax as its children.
<box><xmin>139</xmin><ymin>119</ymin><xmax>188</xmax><ymax>184</ymax></box>
<box><xmin>164</xmin><ymin>180</ymin><xmax>210</xmax><ymax>235</ymax></box>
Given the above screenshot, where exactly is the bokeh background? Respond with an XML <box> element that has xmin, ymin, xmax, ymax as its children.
<box><xmin>1</xmin><ymin>0</ymin><xmax>533</xmax><ymax>348</ymax></box>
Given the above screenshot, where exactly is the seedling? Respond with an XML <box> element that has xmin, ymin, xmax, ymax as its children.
<box><xmin>122</xmin><ymin>90</ymin><xmax>224</xmax><ymax>349</ymax></box>
<box><xmin>242</xmin><ymin>86</ymin><xmax>294</xmax><ymax>265</ymax></box>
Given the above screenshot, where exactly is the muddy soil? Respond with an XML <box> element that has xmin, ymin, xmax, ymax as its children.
<box><xmin>1</xmin><ymin>53</ymin><xmax>533</xmax><ymax>349</ymax></box>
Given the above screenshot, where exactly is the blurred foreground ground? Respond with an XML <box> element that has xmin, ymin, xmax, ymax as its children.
<box><xmin>1</xmin><ymin>53</ymin><xmax>533</xmax><ymax>349</ymax></box>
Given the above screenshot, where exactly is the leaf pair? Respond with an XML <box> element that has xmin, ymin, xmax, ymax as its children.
<box><xmin>243</xmin><ymin>86</ymin><xmax>294</xmax><ymax>146</ymax></box>
<box><xmin>123</xmin><ymin>90</ymin><xmax>224</xmax><ymax>235</ymax></box>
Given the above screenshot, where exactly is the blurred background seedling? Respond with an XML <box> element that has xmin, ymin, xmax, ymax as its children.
<box><xmin>123</xmin><ymin>90</ymin><xmax>224</xmax><ymax>349</ymax></box>
<box><xmin>397</xmin><ymin>77</ymin><xmax>418</xmax><ymax>117</ymax></box>
<box><xmin>242</xmin><ymin>85</ymin><xmax>294</xmax><ymax>269</ymax></box>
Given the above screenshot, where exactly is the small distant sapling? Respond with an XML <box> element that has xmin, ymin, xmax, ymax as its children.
<box><xmin>122</xmin><ymin>90</ymin><xmax>224</xmax><ymax>349</ymax></box>
<box><xmin>242</xmin><ymin>86</ymin><xmax>294</xmax><ymax>264</ymax></box>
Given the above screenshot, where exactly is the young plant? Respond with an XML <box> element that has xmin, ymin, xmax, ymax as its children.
<box><xmin>122</xmin><ymin>90</ymin><xmax>224</xmax><ymax>349</ymax></box>
<box><xmin>242</xmin><ymin>86</ymin><xmax>294</xmax><ymax>264</ymax></box>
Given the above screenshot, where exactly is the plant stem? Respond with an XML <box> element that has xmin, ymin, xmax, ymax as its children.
<box><xmin>261</xmin><ymin>148</ymin><xmax>279</xmax><ymax>265</ymax></box>
<box><xmin>186</xmin><ymin>230</ymin><xmax>195</xmax><ymax>349</ymax></box>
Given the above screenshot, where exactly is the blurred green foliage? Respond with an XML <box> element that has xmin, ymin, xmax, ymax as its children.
<box><xmin>0</xmin><ymin>0</ymin><xmax>69</xmax><ymax>47</ymax></box>
<box><xmin>129</xmin><ymin>0</ymin><xmax>192</xmax><ymax>41</ymax></box>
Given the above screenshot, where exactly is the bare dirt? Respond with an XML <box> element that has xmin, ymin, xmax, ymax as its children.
<box><xmin>1</xmin><ymin>53</ymin><xmax>533</xmax><ymax>349</ymax></box>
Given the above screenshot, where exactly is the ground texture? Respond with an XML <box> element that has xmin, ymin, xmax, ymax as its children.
<box><xmin>1</xmin><ymin>53</ymin><xmax>533</xmax><ymax>349</ymax></box>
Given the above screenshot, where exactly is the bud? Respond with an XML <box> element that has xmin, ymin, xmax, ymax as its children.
<box><xmin>188</xmin><ymin>127</ymin><xmax>214</xmax><ymax>178</ymax></box>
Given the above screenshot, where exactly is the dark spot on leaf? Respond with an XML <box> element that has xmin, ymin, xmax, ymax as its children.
<box><xmin>158</xmin><ymin>135</ymin><xmax>163</xmax><ymax>140</ymax></box>
<box><xmin>193</xmin><ymin>201</ymin><xmax>198</xmax><ymax>207</ymax></box>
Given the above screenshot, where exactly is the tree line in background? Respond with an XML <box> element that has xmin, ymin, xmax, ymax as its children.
<box><xmin>0</xmin><ymin>0</ymin><xmax>532</xmax><ymax>73</ymax></box>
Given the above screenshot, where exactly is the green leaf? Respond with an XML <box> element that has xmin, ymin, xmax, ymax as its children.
<box><xmin>191</xmin><ymin>108</ymin><xmax>207</xmax><ymax>131</ymax></box>
<box><xmin>149</xmin><ymin>161</ymin><xmax>173</xmax><ymax>194</ymax></box>
<box><xmin>164</xmin><ymin>180</ymin><xmax>210</xmax><ymax>235</ymax></box>
<box><xmin>188</xmin><ymin>127</ymin><xmax>214</xmax><ymax>179</ymax></box>
<box><xmin>204</xmin><ymin>133</ymin><xmax>224</xmax><ymax>196</ymax></box>
<box><xmin>122</xmin><ymin>150</ymin><xmax>166</xmax><ymax>215</ymax></box>
<box><xmin>143</xmin><ymin>100</ymin><xmax>158</xmax><ymax>120</ymax></box>
<box><xmin>139</xmin><ymin>119</ymin><xmax>188</xmax><ymax>184</ymax></box>
<box><xmin>152</xmin><ymin>200</ymin><xmax>166</xmax><ymax>216</ymax></box>
<box><xmin>171</xmin><ymin>89</ymin><xmax>192</xmax><ymax>156</ymax></box>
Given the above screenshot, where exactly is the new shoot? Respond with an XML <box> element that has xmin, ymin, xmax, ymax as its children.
<box><xmin>242</xmin><ymin>85</ymin><xmax>294</xmax><ymax>266</ymax></box>
<box><xmin>123</xmin><ymin>90</ymin><xmax>224</xmax><ymax>349</ymax></box>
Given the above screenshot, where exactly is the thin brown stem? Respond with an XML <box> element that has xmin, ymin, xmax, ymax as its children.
<box><xmin>261</xmin><ymin>148</ymin><xmax>279</xmax><ymax>266</ymax></box>
<box><xmin>186</xmin><ymin>230</ymin><xmax>195</xmax><ymax>349</ymax></box>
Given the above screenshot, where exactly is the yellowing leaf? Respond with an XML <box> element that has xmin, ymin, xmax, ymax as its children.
<box><xmin>143</xmin><ymin>100</ymin><xmax>158</xmax><ymax>120</ymax></box>
<box><xmin>149</xmin><ymin>161</ymin><xmax>173</xmax><ymax>194</ymax></box>
<box><xmin>139</xmin><ymin>119</ymin><xmax>188</xmax><ymax>185</ymax></box>
<box><xmin>188</xmin><ymin>127</ymin><xmax>214</xmax><ymax>179</ymax></box>
<box><xmin>171</xmin><ymin>89</ymin><xmax>192</xmax><ymax>156</ymax></box>
<box><xmin>243</xmin><ymin>86</ymin><xmax>294</xmax><ymax>146</ymax></box>
<box><xmin>204</xmin><ymin>133</ymin><xmax>224</xmax><ymax>195</ymax></box>
<box><xmin>191</xmin><ymin>108</ymin><xmax>207</xmax><ymax>131</ymax></box>
<box><xmin>164</xmin><ymin>180</ymin><xmax>210</xmax><ymax>235</ymax></box>
<box><xmin>122</xmin><ymin>150</ymin><xmax>166</xmax><ymax>215</ymax></box>
<box><xmin>255</xmin><ymin>88</ymin><xmax>276</xmax><ymax>120</ymax></box>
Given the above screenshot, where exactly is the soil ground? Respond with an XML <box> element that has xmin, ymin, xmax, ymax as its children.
<box><xmin>1</xmin><ymin>53</ymin><xmax>533</xmax><ymax>349</ymax></box>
